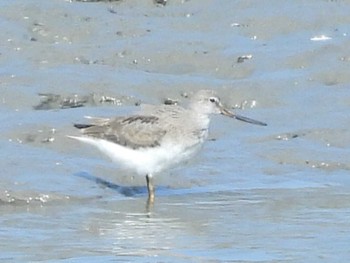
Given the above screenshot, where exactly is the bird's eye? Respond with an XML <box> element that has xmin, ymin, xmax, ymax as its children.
<box><xmin>209</xmin><ymin>97</ymin><xmax>216</xmax><ymax>103</ymax></box>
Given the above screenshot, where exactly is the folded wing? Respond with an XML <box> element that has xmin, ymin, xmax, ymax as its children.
<box><xmin>74</xmin><ymin>115</ymin><xmax>167</xmax><ymax>149</ymax></box>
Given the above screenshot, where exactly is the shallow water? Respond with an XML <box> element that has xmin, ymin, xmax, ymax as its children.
<box><xmin>1</xmin><ymin>0</ymin><xmax>350</xmax><ymax>262</ymax></box>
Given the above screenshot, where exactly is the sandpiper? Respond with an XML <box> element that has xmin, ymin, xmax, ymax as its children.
<box><xmin>68</xmin><ymin>90</ymin><xmax>266</xmax><ymax>203</ymax></box>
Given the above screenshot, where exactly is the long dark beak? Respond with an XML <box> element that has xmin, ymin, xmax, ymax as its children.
<box><xmin>220</xmin><ymin>107</ymin><xmax>267</xmax><ymax>126</ymax></box>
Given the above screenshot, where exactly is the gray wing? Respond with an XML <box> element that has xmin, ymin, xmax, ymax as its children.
<box><xmin>74</xmin><ymin>115</ymin><xmax>167</xmax><ymax>149</ymax></box>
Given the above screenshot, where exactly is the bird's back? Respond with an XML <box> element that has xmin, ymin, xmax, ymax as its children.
<box><xmin>75</xmin><ymin>104</ymin><xmax>210</xmax><ymax>151</ymax></box>
<box><xmin>140</xmin><ymin>104</ymin><xmax>210</xmax><ymax>148</ymax></box>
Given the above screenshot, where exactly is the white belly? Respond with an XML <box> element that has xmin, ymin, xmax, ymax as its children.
<box><xmin>70</xmin><ymin>136</ymin><xmax>202</xmax><ymax>176</ymax></box>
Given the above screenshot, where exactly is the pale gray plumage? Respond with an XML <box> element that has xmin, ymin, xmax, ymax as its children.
<box><xmin>70</xmin><ymin>89</ymin><xmax>266</xmax><ymax>203</ymax></box>
<box><xmin>74</xmin><ymin>116</ymin><xmax>166</xmax><ymax>149</ymax></box>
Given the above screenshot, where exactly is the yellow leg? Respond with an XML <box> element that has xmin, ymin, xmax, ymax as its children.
<box><xmin>146</xmin><ymin>174</ymin><xmax>155</xmax><ymax>203</ymax></box>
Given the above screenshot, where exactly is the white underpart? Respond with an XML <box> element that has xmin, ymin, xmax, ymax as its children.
<box><xmin>67</xmin><ymin>136</ymin><xmax>203</xmax><ymax>177</ymax></box>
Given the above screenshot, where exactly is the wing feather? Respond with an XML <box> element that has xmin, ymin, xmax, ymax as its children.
<box><xmin>74</xmin><ymin>115</ymin><xmax>167</xmax><ymax>149</ymax></box>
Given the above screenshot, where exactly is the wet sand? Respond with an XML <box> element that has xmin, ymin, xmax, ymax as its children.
<box><xmin>1</xmin><ymin>0</ymin><xmax>350</xmax><ymax>261</ymax></box>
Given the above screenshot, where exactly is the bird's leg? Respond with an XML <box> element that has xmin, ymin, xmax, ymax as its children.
<box><xmin>146</xmin><ymin>174</ymin><xmax>155</xmax><ymax>203</ymax></box>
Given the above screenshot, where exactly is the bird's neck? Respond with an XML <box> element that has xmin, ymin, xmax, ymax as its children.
<box><xmin>194</xmin><ymin>112</ymin><xmax>210</xmax><ymax>129</ymax></box>
<box><xmin>189</xmin><ymin>104</ymin><xmax>211</xmax><ymax>129</ymax></box>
